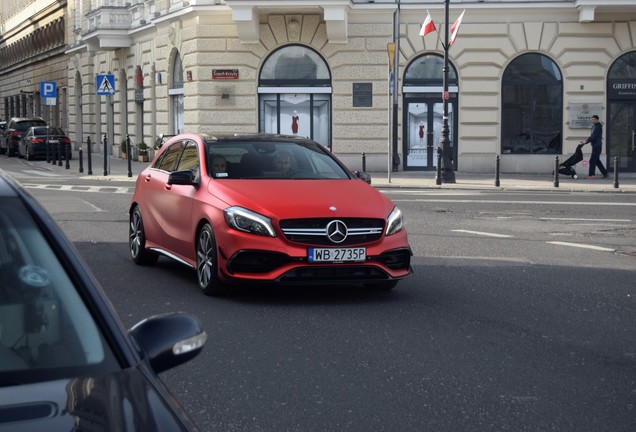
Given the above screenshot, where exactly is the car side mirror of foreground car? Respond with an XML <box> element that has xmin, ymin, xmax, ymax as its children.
<box><xmin>354</xmin><ymin>170</ymin><xmax>372</xmax><ymax>185</ymax></box>
<box><xmin>130</xmin><ymin>312</ymin><xmax>207</xmax><ymax>374</ymax></box>
<box><xmin>168</xmin><ymin>170</ymin><xmax>198</xmax><ymax>187</ymax></box>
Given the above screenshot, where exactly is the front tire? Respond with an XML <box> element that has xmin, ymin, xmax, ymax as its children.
<box><xmin>129</xmin><ymin>206</ymin><xmax>159</xmax><ymax>265</ymax></box>
<box><xmin>196</xmin><ymin>224</ymin><xmax>226</xmax><ymax>296</ymax></box>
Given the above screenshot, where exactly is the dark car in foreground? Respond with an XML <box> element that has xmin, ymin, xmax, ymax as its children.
<box><xmin>18</xmin><ymin>126</ymin><xmax>72</xmax><ymax>160</ymax></box>
<box><xmin>1</xmin><ymin>117</ymin><xmax>47</xmax><ymax>157</ymax></box>
<box><xmin>0</xmin><ymin>175</ymin><xmax>206</xmax><ymax>431</ymax></box>
<box><xmin>129</xmin><ymin>133</ymin><xmax>412</xmax><ymax>296</ymax></box>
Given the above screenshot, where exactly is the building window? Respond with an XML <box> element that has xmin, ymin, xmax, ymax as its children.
<box><xmin>258</xmin><ymin>45</ymin><xmax>332</xmax><ymax>147</ymax></box>
<box><xmin>169</xmin><ymin>51</ymin><xmax>184</xmax><ymax>134</ymax></box>
<box><xmin>502</xmin><ymin>53</ymin><xmax>563</xmax><ymax>154</ymax></box>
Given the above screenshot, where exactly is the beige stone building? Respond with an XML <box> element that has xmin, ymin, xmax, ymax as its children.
<box><xmin>2</xmin><ymin>0</ymin><xmax>636</xmax><ymax>174</ymax></box>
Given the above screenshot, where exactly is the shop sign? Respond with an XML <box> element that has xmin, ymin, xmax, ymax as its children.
<box><xmin>608</xmin><ymin>79</ymin><xmax>636</xmax><ymax>99</ymax></box>
<box><xmin>212</xmin><ymin>69</ymin><xmax>239</xmax><ymax>80</ymax></box>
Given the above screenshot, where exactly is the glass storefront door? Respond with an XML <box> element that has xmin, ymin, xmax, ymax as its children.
<box><xmin>608</xmin><ymin>102</ymin><xmax>636</xmax><ymax>172</ymax></box>
<box><xmin>404</xmin><ymin>99</ymin><xmax>455</xmax><ymax>170</ymax></box>
<box><xmin>259</xmin><ymin>93</ymin><xmax>331</xmax><ymax>148</ymax></box>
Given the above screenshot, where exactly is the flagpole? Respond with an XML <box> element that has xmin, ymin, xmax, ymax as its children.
<box><xmin>440</xmin><ymin>0</ymin><xmax>456</xmax><ymax>183</ymax></box>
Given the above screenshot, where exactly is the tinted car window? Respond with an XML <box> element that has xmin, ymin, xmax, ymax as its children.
<box><xmin>32</xmin><ymin>127</ymin><xmax>65</xmax><ymax>136</ymax></box>
<box><xmin>16</xmin><ymin>120</ymin><xmax>47</xmax><ymax>131</ymax></box>
<box><xmin>0</xmin><ymin>198</ymin><xmax>119</xmax><ymax>385</ymax></box>
<box><xmin>204</xmin><ymin>140</ymin><xmax>350</xmax><ymax>180</ymax></box>
<box><xmin>177</xmin><ymin>141</ymin><xmax>199</xmax><ymax>173</ymax></box>
<box><xmin>156</xmin><ymin>141</ymin><xmax>186</xmax><ymax>172</ymax></box>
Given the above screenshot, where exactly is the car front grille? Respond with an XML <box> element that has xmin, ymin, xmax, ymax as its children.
<box><xmin>280</xmin><ymin>218</ymin><xmax>384</xmax><ymax>246</ymax></box>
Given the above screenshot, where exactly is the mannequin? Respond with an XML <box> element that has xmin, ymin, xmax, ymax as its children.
<box><xmin>291</xmin><ymin>111</ymin><xmax>299</xmax><ymax>134</ymax></box>
<box><xmin>419</xmin><ymin>122</ymin><xmax>425</xmax><ymax>146</ymax></box>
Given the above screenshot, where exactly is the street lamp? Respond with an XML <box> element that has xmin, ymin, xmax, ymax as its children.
<box><xmin>440</xmin><ymin>0</ymin><xmax>456</xmax><ymax>183</ymax></box>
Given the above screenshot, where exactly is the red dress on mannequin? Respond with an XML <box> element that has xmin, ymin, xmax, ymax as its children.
<box><xmin>291</xmin><ymin>115</ymin><xmax>299</xmax><ymax>134</ymax></box>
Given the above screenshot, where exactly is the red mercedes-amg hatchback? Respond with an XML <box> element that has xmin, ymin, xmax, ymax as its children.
<box><xmin>129</xmin><ymin>133</ymin><xmax>411</xmax><ymax>296</ymax></box>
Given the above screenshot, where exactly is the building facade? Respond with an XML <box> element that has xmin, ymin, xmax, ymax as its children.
<box><xmin>1</xmin><ymin>0</ymin><xmax>635</xmax><ymax>174</ymax></box>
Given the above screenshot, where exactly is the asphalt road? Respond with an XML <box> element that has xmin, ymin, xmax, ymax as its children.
<box><xmin>4</xmin><ymin>161</ymin><xmax>636</xmax><ymax>432</ymax></box>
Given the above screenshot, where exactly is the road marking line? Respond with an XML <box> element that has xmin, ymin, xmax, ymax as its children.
<box><xmin>392</xmin><ymin>199</ymin><xmax>636</xmax><ymax>207</ymax></box>
<box><xmin>452</xmin><ymin>229</ymin><xmax>513</xmax><ymax>238</ymax></box>
<box><xmin>547</xmin><ymin>241</ymin><xmax>616</xmax><ymax>252</ymax></box>
<box><xmin>540</xmin><ymin>217</ymin><xmax>632</xmax><ymax>222</ymax></box>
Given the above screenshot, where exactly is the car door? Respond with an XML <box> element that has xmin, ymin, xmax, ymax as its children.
<box><xmin>138</xmin><ymin>141</ymin><xmax>186</xmax><ymax>249</ymax></box>
<box><xmin>160</xmin><ymin>139</ymin><xmax>199</xmax><ymax>261</ymax></box>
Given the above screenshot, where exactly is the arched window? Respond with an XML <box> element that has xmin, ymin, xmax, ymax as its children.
<box><xmin>169</xmin><ymin>51</ymin><xmax>184</xmax><ymax>134</ymax></box>
<box><xmin>258</xmin><ymin>45</ymin><xmax>331</xmax><ymax>147</ymax></box>
<box><xmin>607</xmin><ymin>51</ymin><xmax>636</xmax><ymax>172</ymax></box>
<box><xmin>502</xmin><ymin>53</ymin><xmax>563</xmax><ymax>154</ymax></box>
<box><xmin>404</xmin><ymin>54</ymin><xmax>457</xmax><ymax>85</ymax></box>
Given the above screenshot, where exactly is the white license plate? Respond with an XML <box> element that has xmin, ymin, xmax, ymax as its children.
<box><xmin>308</xmin><ymin>247</ymin><xmax>366</xmax><ymax>263</ymax></box>
<box><xmin>49</xmin><ymin>140</ymin><xmax>59</xmax><ymax>144</ymax></box>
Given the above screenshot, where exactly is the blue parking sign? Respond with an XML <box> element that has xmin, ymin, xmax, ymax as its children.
<box><xmin>40</xmin><ymin>81</ymin><xmax>56</xmax><ymax>98</ymax></box>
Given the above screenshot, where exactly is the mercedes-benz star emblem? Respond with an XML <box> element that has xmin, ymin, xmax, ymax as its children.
<box><xmin>326</xmin><ymin>220</ymin><xmax>347</xmax><ymax>244</ymax></box>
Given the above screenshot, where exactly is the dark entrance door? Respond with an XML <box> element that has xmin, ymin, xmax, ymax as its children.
<box><xmin>607</xmin><ymin>101</ymin><xmax>636</xmax><ymax>172</ymax></box>
<box><xmin>403</xmin><ymin>97</ymin><xmax>456</xmax><ymax>171</ymax></box>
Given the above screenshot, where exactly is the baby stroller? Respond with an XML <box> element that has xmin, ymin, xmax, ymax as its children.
<box><xmin>558</xmin><ymin>144</ymin><xmax>584</xmax><ymax>179</ymax></box>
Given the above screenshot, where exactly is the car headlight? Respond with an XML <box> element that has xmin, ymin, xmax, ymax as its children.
<box><xmin>385</xmin><ymin>206</ymin><xmax>404</xmax><ymax>236</ymax></box>
<box><xmin>224</xmin><ymin>206</ymin><xmax>276</xmax><ymax>237</ymax></box>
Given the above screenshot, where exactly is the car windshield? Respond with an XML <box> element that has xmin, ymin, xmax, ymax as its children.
<box><xmin>33</xmin><ymin>127</ymin><xmax>64</xmax><ymax>136</ymax></box>
<box><xmin>0</xmin><ymin>198</ymin><xmax>119</xmax><ymax>386</ymax></box>
<box><xmin>204</xmin><ymin>140</ymin><xmax>352</xmax><ymax>180</ymax></box>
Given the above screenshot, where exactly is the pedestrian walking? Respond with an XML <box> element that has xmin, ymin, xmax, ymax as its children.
<box><xmin>580</xmin><ymin>114</ymin><xmax>608</xmax><ymax>179</ymax></box>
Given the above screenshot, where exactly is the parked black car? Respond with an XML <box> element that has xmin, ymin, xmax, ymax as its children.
<box><xmin>1</xmin><ymin>117</ymin><xmax>47</xmax><ymax>157</ymax></box>
<box><xmin>18</xmin><ymin>126</ymin><xmax>73</xmax><ymax>161</ymax></box>
<box><xmin>0</xmin><ymin>175</ymin><xmax>206</xmax><ymax>431</ymax></box>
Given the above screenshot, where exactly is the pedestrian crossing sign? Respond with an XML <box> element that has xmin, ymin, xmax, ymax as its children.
<box><xmin>96</xmin><ymin>74</ymin><xmax>116</xmax><ymax>96</ymax></box>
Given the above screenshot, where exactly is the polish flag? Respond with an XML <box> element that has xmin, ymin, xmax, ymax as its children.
<box><xmin>449</xmin><ymin>9</ymin><xmax>466</xmax><ymax>46</ymax></box>
<box><xmin>419</xmin><ymin>11</ymin><xmax>436</xmax><ymax>37</ymax></box>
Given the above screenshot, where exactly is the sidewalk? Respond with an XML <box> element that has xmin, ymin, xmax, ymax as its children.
<box><xmin>52</xmin><ymin>151</ymin><xmax>636</xmax><ymax>193</ymax></box>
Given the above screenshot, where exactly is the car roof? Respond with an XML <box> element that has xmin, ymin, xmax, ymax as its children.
<box><xmin>10</xmin><ymin>116</ymin><xmax>46</xmax><ymax>122</ymax></box>
<box><xmin>200</xmin><ymin>132</ymin><xmax>317</xmax><ymax>144</ymax></box>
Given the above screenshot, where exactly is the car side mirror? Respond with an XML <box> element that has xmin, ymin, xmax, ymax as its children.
<box><xmin>130</xmin><ymin>312</ymin><xmax>206</xmax><ymax>374</ymax></box>
<box><xmin>354</xmin><ymin>170</ymin><xmax>372</xmax><ymax>185</ymax></box>
<box><xmin>168</xmin><ymin>170</ymin><xmax>197</xmax><ymax>186</ymax></box>
<box><xmin>155</xmin><ymin>133</ymin><xmax>164</xmax><ymax>149</ymax></box>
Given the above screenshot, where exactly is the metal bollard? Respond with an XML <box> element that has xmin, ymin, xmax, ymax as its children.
<box><xmin>65</xmin><ymin>144</ymin><xmax>70</xmax><ymax>169</ymax></box>
<box><xmin>103</xmin><ymin>134</ymin><xmax>108</xmax><ymax>176</ymax></box>
<box><xmin>495</xmin><ymin>155</ymin><xmax>500</xmax><ymax>187</ymax></box>
<box><xmin>79</xmin><ymin>147</ymin><xmax>84</xmax><ymax>173</ymax></box>
<box><xmin>361</xmin><ymin>152</ymin><xmax>366</xmax><ymax>172</ymax></box>
<box><xmin>126</xmin><ymin>134</ymin><xmax>132</xmax><ymax>178</ymax></box>
<box><xmin>46</xmin><ymin>140</ymin><xmax>51</xmax><ymax>163</ymax></box>
<box><xmin>58</xmin><ymin>141</ymin><xmax>63</xmax><ymax>167</ymax></box>
<box><xmin>553</xmin><ymin>156</ymin><xmax>559</xmax><ymax>188</ymax></box>
<box><xmin>613</xmin><ymin>156</ymin><xmax>619</xmax><ymax>189</ymax></box>
<box><xmin>436</xmin><ymin>147</ymin><xmax>442</xmax><ymax>186</ymax></box>
<box><xmin>87</xmin><ymin>136</ymin><xmax>93</xmax><ymax>175</ymax></box>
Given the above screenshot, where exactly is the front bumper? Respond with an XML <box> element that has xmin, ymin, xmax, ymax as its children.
<box><xmin>216</xmin><ymin>228</ymin><xmax>412</xmax><ymax>285</ymax></box>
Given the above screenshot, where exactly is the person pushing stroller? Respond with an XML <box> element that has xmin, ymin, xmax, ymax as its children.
<box><xmin>579</xmin><ymin>114</ymin><xmax>608</xmax><ymax>179</ymax></box>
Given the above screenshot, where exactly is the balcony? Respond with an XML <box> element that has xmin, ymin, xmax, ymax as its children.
<box><xmin>83</xmin><ymin>6</ymin><xmax>133</xmax><ymax>50</ymax></box>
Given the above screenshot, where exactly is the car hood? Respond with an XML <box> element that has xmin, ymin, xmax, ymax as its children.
<box><xmin>0</xmin><ymin>368</ymin><xmax>194</xmax><ymax>432</ymax></box>
<box><xmin>208</xmin><ymin>179</ymin><xmax>395</xmax><ymax>219</ymax></box>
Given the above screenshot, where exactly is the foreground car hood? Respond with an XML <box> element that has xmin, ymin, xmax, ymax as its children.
<box><xmin>0</xmin><ymin>368</ymin><xmax>193</xmax><ymax>432</ymax></box>
<box><xmin>208</xmin><ymin>179</ymin><xmax>394</xmax><ymax>218</ymax></box>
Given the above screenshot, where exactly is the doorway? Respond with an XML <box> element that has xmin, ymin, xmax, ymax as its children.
<box><xmin>404</xmin><ymin>98</ymin><xmax>456</xmax><ymax>170</ymax></box>
<box><xmin>607</xmin><ymin>101</ymin><xmax>636</xmax><ymax>172</ymax></box>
